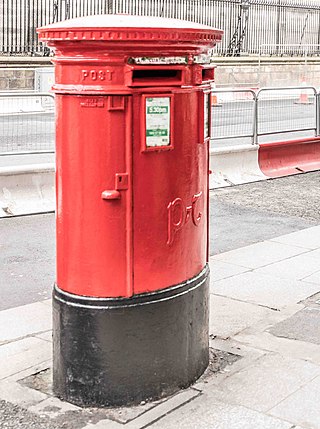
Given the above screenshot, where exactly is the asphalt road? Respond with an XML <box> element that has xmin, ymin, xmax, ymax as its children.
<box><xmin>1</xmin><ymin>171</ymin><xmax>319</xmax><ymax>311</ymax></box>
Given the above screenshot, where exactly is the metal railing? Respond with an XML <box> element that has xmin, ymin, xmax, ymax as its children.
<box><xmin>259</xmin><ymin>44</ymin><xmax>320</xmax><ymax>57</ymax></box>
<box><xmin>0</xmin><ymin>87</ymin><xmax>319</xmax><ymax>155</ymax></box>
<box><xmin>3</xmin><ymin>0</ymin><xmax>320</xmax><ymax>56</ymax></box>
<box><xmin>256</xmin><ymin>87</ymin><xmax>318</xmax><ymax>143</ymax></box>
<box><xmin>0</xmin><ymin>92</ymin><xmax>55</xmax><ymax>155</ymax></box>
<box><xmin>210</xmin><ymin>86</ymin><xmax>319</xmax><ymax>147</ymax></box>
<box><xmin>211</xmin><ymin>89</ymin><xmax>257</xmax><ymax>146</ymax></box>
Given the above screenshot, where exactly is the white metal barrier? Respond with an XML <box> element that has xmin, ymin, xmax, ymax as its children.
<box><xmin>0</xmin><ymin>164</ymin><xmax>55</xmax><ymax>217</ymax></box>
<box><xmin>209</xmin><ymin>144</ymin><xmax>268</xmax><ymax>188</ymax></box>
<box><xmin>209</xmin><ymin>86</ymin><xmax>319</xmax><ymax>188</ymax></box>
<box><xmin>0</xmin><ymin>92</ymin><xmax>55</xmax><ymax>216</ymax></box>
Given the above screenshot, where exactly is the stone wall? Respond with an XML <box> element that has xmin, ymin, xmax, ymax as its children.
<box><xmin>0</xmin><ymin>69</ymin><xmax>35</xmax><ymax>91</ymax></box>
<box><xmin>1</xmin><ymin>57</ymin><xmax>320</xmax><ymax>91</ymax></box>
<box><xmin>0</xmin><ymin>58</ymin><xmax>52</xmax><ymax>90</ymax></box>
<box><xmin>214</xmin><ymin>58</ymin><xmax>320</xmax><ymax>88</ymax></box>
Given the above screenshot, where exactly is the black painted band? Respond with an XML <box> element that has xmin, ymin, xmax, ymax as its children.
<box><xmin>53</xmin><ymin>264</ymin><xmax>210</xmax><ymax>407</ymax></box>
<box><xmin>54</xmin><ymin>264</ymin><xmax>209</xmax><ymax>308</ymax></box>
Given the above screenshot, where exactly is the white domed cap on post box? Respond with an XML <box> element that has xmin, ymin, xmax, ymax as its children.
<box><xmin>37</xmin><ymin>14</ymin><xmax>223</xmax><ymax>55</ymax></box>
<box><xmin>40</xmin><ymin>14</ymin><xmax>219</xmax><ymax>30</ymax></box>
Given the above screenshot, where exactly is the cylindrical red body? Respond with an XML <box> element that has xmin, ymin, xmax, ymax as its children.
<box><xmin>38</xmin><ymin>15</ymin><xmax>222</xmax><ymax>299</ymax></box>
<box><xmin>38</xmin><ymin>15</ymin><xmax>223</xmax><ymax>408</ymax></box>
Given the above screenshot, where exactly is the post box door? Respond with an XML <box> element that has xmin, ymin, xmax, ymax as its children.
<box><xmin>55</xmin><ymin>94</ymin><xmax>133</xmax><ymax>298</ymax></box>
<box><xmin>132</xmin><ymin>90</ymin><xmax>208</xmax><ymax>295</ymax></box>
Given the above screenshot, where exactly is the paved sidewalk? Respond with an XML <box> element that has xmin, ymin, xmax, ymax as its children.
<box><xmin>1</xmin><ymin>225</ymin><xmax>320</xmax><ymax>428</ymax></box>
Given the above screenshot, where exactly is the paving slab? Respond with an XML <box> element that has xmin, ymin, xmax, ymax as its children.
<box><xmin>212</xmin><ymin>240</ymin><xmax>308</xmax><ymax>269</ymax></box>
<box><xmin>269</xmin><ymin>307</ymin><xmax>320</xmax><ymax>345</ymax></box>
<box><xmin>0</xmin><ymin>380</ymin><xmax>48</xmax><ymax>408</ymax></box>
<box><xmin>234</xmin><ymin>331</ymin><xmax>320</xmax><ymax>366</ymax></box>
<box><xmin>302</xmin><ymin>270</ymin><xmax>320</xmax><ymax>285</ymax></box>
<box><xmin>254</xmin><ymin>253</ymin><xmax>320</xmax><ymax>281</ymax></box>
<box><xmin>0</xmin><ymin>301</ymin><xmax>52</xmax><ymax>343</ymax></box>
<box><xmin>203</xmin><ymin>354</ymin><xmax>320</xmax><ymax>413</ymax></box>
<box><xmin>270</xmin><ymin>225</ymin><xmax>320</xmax><ymax>250</ymax></box>
<box><xmin>149</xmin><ymin>395</ymin><xmax>293</xmax><ymax>429</ymax></box>
<box><xmin>40</xmin><ymin>299</ymin><xmax>52</xmax><ymax>307</ymax></box>
<box><xmin>84</xmin><ymin>421</ymin><xmax>123</xmax><ymax>429</ymax></box>
<box><xmin>28</xmin><ymin>397</ymin><xmax>81</xmax><ymax>418</ymax></box>
<box><xmin>0</xmin><ymin>337</ymin><xmax>51</xmax><ymax>380</ymax></box>
<box><xmin>301</xmin><ymin>291</ymin><xmax>320</xmax><ymax>307</ymax></box>
<box><xmin>270</xmin><ymin>375</ymin><xmax>320</xmax><ymax>428</ymax></box>
<box><xmin>98</xmin><ymin>400</ymin><xmax>163</xmax><ymax>425</ymax></box>
<box><xmin>213</xmin><ymin>271</ymin><xmax>320</xmax><ymax>309</ymax></box>
<box><xmin>304</xmin><ymin>248</ymin><xmax>320</xmax><ymax>259</ymax></box>
<box><xmin>23</xmin><ymin>367</ymin><xmax>167</xmax><ymax>424</ymax></box>
<box><xmin>209</xmin><ymin>295</ymin><xmax>276</xmax><ymax>339</ymax></box>
<box><xmin>209</xmin><ymin>259</ymin><xmax>250</xmax><ymax>283</ymax></box>
<box><xmin>194</xmin><ymin>339</ymin><xmax>267</xmax><ymax>391</ymax></box>
<box><xmin>34</xmin><ymin>331</ymin><xmax>52</xmax><ymax>342</ymax></box>
<box><xmin>122</xmin><ymin>388</ymin><xmax>200</xmax><ymax>429</ymax></box>
<box><xmin>227</xmin><ymin>303</ymin><xmax>303</xmax><ymax>335</ymax></box>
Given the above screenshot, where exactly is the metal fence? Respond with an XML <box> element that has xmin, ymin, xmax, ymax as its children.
<box><xmin>210</xmin><ymin>86</ymin><xmax>319</xmax><ymax>147</ymax></box>
<box><xmin>211</xmin><ymin>89</ymin><xmax>256</xmax><ymax>146</ymax></box>
<box><xmin>259</xmin><ymin>44</ymin><xmax>320</xmax><ymax>57</ymax></box>
<box><xmin>0</xmin><ymin>87</ymin><xmax>318</xmax><ymax>155</ymax></box>
<box><xmin>0</xmin><ymin>92</ymin><xmax>55</xmax><ymax>155</ymax></box>
<box><xmin>3</xmin><ymin>0</ymin><xmax>320</xmax><ymax>56</ymax></box>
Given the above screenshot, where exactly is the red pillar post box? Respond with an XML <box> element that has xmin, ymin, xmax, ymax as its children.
<box><xmin>38</xmin><ymin>15</ymin><xmax>222</xmax><ymax>407</ymax></box>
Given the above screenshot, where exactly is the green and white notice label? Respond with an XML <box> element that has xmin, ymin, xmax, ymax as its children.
<box><xmin>146</xmin><ymin>97</ymin><xmax>170</xmax><ymax>147</ymax></box>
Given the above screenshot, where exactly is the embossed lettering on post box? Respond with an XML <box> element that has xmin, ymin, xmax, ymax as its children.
<box><xmin>167</xmin><ymin>192</ymin><xmax>203</xmax><ymax>245</ymax></box>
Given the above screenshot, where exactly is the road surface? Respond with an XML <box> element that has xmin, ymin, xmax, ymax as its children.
<box><xmin>1</xmin><ymin>170</ymin><xmax>319</xmax><ymax>311</ymax></box>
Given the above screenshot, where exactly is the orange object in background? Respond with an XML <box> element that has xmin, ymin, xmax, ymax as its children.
<box><xmin>295</xmin><ymin>77</ymin><xmax>313</xmax><ymax>105</ymax></box>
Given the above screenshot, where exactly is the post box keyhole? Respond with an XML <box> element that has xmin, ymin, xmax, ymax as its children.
<box><xmin>115</xmin><ymin>173</ymin><xmax>129</xmax><ymax>190</ymax></box>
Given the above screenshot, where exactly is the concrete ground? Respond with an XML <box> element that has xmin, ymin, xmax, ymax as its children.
<box><xmin>1</xmin><ymin>171</ymin><xmax>320</xmax><ymax>428</ymax></box>
<box><xmin>1</xmin><ymin>225</ymin><xmax>320</xmax><ymax>428</ymax></box>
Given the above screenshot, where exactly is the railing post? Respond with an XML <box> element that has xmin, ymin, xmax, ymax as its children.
<box><xmin>253</xmin><ymin>91</ymin><xmax>258</xmax><ymax>145</ymax></box>
<box><xmin>316</xmin><ymin>92</ymin><xmax>320</xmax><ymax>136</ymax></box>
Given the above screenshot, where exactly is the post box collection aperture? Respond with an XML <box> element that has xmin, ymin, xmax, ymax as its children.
<box><xmin>38</xmin><ymin>14</ymin><xmax>222</xmax><ymax>407</ymax></box>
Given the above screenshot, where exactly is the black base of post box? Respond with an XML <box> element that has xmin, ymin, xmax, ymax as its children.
<box><xmin>52</xmin><ymin>265</ymin><xmax>209</xmax><ymax>407</ymax></box>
